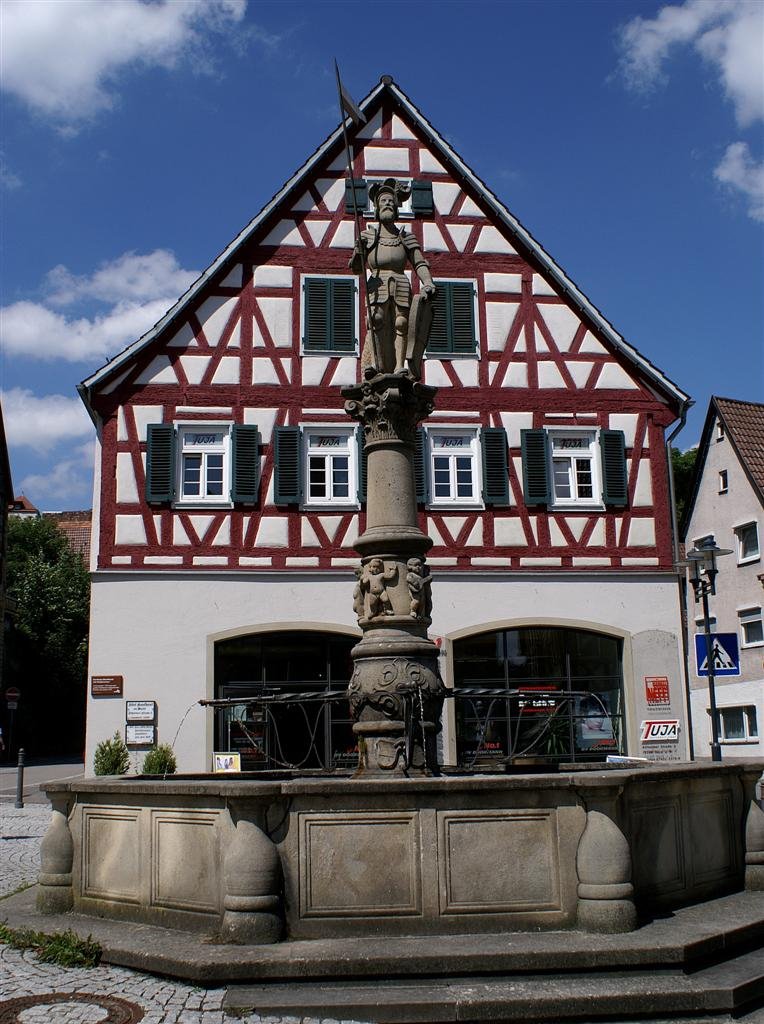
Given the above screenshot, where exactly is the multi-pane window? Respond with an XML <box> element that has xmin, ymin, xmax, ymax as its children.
<box><xmin>735</xmin><ymin>521</ymin><xmax>760</xmax><ymax>563</ymax></box>
<box><xmin>427</xmin><ymin>430</ymin><xmax>481</xmax><ymax>507</ymax></box>
<box><xmin>179</xmin><ymin>428</ymin><xmax>227</xmax><ymax>503</ymax></box>
<box><xmin>304</xmin><ymin>428</ymin><xmax>355</xmax><ymax>506</ymax></box>
<box><xmin>740</xmin><ymin>607</ymin><xmax>764</xmax><ymax>647</ymax></box>
<box><xmin>712</xmin><ymin>705</ymin><xmax>759</xmax><ymax>743</ymax></box>
<box><xmin>521</xmin><ymin>428</ymin><xmax>627</xmax><ymax>508</ymax></box>
<box><xmin>549</xmin><ymin>431</ymin><xmax>600</xmax><ymax>507</ymax></box>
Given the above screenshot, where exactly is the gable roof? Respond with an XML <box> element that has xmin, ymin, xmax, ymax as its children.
<box><xmin>79</xmin><ymin>75</ymin><xmax>690</xmax><ymax>417</ymax></box>
<box><xmin>680</xmin><ymin>396</ymin><xmax>764</xmax><ymax>538</ymax></box>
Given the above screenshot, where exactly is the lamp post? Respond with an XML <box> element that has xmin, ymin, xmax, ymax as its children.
<box><xmin>686</xmin><ymin>535</ymin><xmax>733</xmax><ymax>762</ymax></box>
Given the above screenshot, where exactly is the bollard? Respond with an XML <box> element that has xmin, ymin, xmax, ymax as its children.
<box><xmin>14</xmin><ymin>748</ymin><xmax>25</xmax><ymax>809</ymax></box>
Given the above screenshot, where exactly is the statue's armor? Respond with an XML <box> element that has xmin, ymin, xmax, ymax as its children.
<box><xmin>362</xmin><ymin>227</ymin><xmax>427</xmax><ymax>310</ymax></box>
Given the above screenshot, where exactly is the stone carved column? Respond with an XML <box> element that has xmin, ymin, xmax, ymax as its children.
<box><xmin>576</xmin><ymin>805</ymin><xmax>637</xmax><ymax>933</ymax></box>
<box><xmin>745</xmin><ymin>772</ymin><xmax>764</xmax><ymax>890</ymax></box>
<box><xmin>37</xmin><ymin>796</ymin><xmax>74</xmax><ymax>915</ymax></box>
<box><xmin>221</xmin><ymin>801</ymin><xmax>282</xmax><ymax>944</ymax></box>
<box><xmin>343</xmin><ymin>372</ymin><xmax>446</xmax><ymax>775</ymax></box>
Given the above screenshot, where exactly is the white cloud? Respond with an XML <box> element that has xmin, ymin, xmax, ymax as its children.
<box><xmin>2</xmin><ymin>388</ymin><xmax>94</xmax><ymax>454</ymax></box>
<box><xmin>19</xmin><ymin>442</ymin><xmax>96</xmax><ymax>507</ymax></box>
<box><xmin>1</xmin><ymin>0</ymin><xmax>248</xmax><ymax>127</ymax></box>
<box><xmin>619</xmin><ymin>0</ymin><xmax>764</xmax><ymax>126</ymax></box>
<box><xmin>0</xmin><ymin>249</ymin><xmax>199</xmax><ymax>363</ymax></box>
<box><xmin>618</xmin><ymin>0</ymin><xmax>764</xmax><ymax>223</ymax></box>
<box><xmin>45</xmin><ymin>249</ymin><xmax>197</xmax><ymax>307</ymax></box>
<box><xmin>715</xmin><ymin>142</ymin><xmax>764</xmax><ymax>222</ymax></box>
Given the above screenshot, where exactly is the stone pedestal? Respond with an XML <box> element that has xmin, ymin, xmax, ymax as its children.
<box><xmin>221</xmin><ymin>802</ymin><xmax>282</xmax><ymax>944</ymax></box>
<box><xmin>344</xmin><ymin>372</ymin><xmax>446</xmax><ymax>775</ymax></box>
<box><xmin>37</xmin><ymin>797</ymin><xmax>74</xmax><ymax>915</ymax></box>
<box><xmin>576</xmin><ymin>802</ymin><xmax>636</xmax><ymax>933</ymax></box>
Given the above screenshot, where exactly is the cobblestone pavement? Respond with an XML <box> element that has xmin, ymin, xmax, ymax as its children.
<box><xmin>0</xmin><ymin>801</ymin><xmax>365</xmax><ymax>1024</ymax></box>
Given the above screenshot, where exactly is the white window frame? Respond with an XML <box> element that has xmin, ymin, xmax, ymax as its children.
<box><xmin>739</xmin><ymin>607</ymin><xmax>764</xmax><ymax>648</ymax></box>
<box><xmin>716</xmin><ymin>421</ymin><xmax>725</xmax><ymax>442</ymax></box>
<box><xmin>175</xmin><ymin>423</ymin><xmax>232</xmax><ymax>507</ymax></box>
<box><xmin>709</xmin><ymin>704</ymin><xmax>759</xmax><ymax>744</ymax></box>
<box><xmin>426</xmin><ymin>426</ymin><xmax>483</xmax><ymax>509</ymax></box>
<box><xmin>299</xmin><ymin>274</ymin><xmax>360</xmax><ymax>357</ymax></box>
<box><xmin>735</xmin><ymin>521</ymin><xmax>760</xmax><ymax>565</ymax></box>
<box><xmin>547</xmin><ymin>427</ymin><xmax>604</xmax><ymax>510</ymax></box>
<box><xmin>718</xmin><ymin>469</ymin><xmax>728</xmax><ymax>494</ymax></box>
<box><xmin>301</xmin><ymin>425</ymin><xmax>358</xmax><ymax>509</ymax></box>
<box><xmin>427</xmin><ymin>277</ymin><xmax>481</xmax><ymax>361</ymax></box>
<box><xmin>363</xmin><ymin>178</ymin><xmax>414</xmax><ymax>218</ymax></box>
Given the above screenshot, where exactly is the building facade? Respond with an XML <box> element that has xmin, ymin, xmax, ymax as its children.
<box><xmin>79</xmin><ymin>77</ymin><xmax>692</xmax><ymax>773</ymax></box>
<box><xmin>682</xmin><ymin>397</ymin><xmax>763</xmax><ymax>759</ymax></box>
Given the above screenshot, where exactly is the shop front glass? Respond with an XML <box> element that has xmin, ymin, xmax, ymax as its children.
<box><xmin>453</xmin><ymin>627</ymin><xmax>624</xmax><ymax>768</ymax></box>
<box><xmin>214</xmin><ymin>631</ymin><xmax>357</xmax><ymax>771</ymax></box>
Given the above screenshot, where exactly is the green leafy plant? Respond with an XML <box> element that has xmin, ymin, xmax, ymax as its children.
<box><xmin>93</xmin><ymin>731</ymin><xmax>130</xmax><ymax>776</ymax></box>
<box><xmin>141</xmin><ymin>744</ymin><xmax>177</xmax><ymax>775</ymax></box>
<box><xmin>0</xmin><ymin>923</ymin><xmax>101</xmax><ymax>967</ymax></box>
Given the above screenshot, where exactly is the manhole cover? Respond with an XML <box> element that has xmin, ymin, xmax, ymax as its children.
<box><xmin>0</xmin><ymin>992</ymin><xmax>144</xmax><ymax>1023</ymax></box>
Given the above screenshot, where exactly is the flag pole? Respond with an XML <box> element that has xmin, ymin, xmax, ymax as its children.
<box><xmin>334</xmin><ymin>60</ymin><xmax>375</xmax><ymax>368</ymax></box>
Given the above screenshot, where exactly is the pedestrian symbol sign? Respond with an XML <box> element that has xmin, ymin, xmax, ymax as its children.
<box><xmin>694</xmin><ymin>633</ymin><xmax>740</xmax><ymax>676</ymax></box>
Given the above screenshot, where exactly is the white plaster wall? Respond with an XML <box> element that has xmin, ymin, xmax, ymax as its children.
<box><xmin>85</xmin><ymin>572</ymin><xmax>686</xmax><ymax>774</ymax></box>
<box><xmin>690</xmin><ymin>679</ymin><xmax>763</xmax><ymax>759</ymax></box>
<box><xmin>684</xmin><ymin>412</ymin><xmax>763</xmax><ymax>755</ymax></box>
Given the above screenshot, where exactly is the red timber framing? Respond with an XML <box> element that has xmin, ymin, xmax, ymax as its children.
<box><xmin>81</xmin><ymin>78</ymin><xmax>688</xmax><ymax>575</ymax></box>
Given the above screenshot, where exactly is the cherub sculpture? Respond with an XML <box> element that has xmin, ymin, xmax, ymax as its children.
<box><xmin>406</xmin><ymin>557</ymin><xmax>433</xmax><ymax>620</ymax></box>
<box><xmin>359</xmin><ymin>557</ymin><xmax>397</xmax><ymax>619</ymax></box>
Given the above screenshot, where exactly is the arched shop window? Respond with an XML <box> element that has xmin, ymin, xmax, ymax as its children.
<box><xmin>453</xmin><ymin>627</ymin><xmax>625</xmax><ymax>768</ymax></box>
<box><xmin>214</xmin><ymin>631</ymin><xmax>356</xmax><ymax>771</ymax></box>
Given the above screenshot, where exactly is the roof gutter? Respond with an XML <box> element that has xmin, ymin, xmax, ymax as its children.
<box><xmin>665</xmin><ymin>395</ymin><xmax>695</xmax><ymax>760</ymax></box>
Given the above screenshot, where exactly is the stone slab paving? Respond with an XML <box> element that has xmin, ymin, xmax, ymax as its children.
<box><xmin>0</xmin><ymin>802</ymin><xmax>366</xmax><ymax>1024</ymax></box>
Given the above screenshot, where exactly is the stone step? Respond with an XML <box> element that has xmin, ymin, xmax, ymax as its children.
<box><xmin>225</xmin><ymin>947</ymin><xmax>764</xmax><ymax>1022</ymax></box>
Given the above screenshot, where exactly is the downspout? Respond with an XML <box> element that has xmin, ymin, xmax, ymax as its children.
<box><xmin>666</xmin><ymin>398</ymin><xmax>694</xmax><ymax>759</ymax></box>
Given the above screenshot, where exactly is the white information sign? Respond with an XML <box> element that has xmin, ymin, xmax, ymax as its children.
<box><xmin>126</xmin><ymin>724</ymin><xmax>156</xmax><ymax>746</ymax></box>
<box><xmin>126</xmin><ymin>701</ymin><xmax>156</xmax><ymax>722</ymax></box>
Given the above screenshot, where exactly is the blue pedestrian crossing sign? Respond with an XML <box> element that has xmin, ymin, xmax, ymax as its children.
<box><xmin>695</xmin><ymin>633</ymin><xmax>740</xmax><ymax>676</ymax></box>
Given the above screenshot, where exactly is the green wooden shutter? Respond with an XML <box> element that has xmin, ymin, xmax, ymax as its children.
<box><xmin>146</xmin><ymin>424</ymin><xmax>175</xmax><ymax>504</ymax></box>
<box><xmin>273</xmin><ymin>426</ymin><xmax>302</xmax><ymax>504</ymax></box>
<box><xmin>303</xmin><ymin>277</ymin><xmax>329</xmax><ymax>351</ymax></box>
<box><xmin>345</xmin><ymin>178</ymin><xmax>368</xmax><ymax>214</ymax></box>
<box><xmin>414</xmin><ymin>428</ymin><xmax>427</xmax><ymax>503</ymax></box>
<box><xmin>330</xmin><ymin>279</ymin><xmax>356</xmax><ymax>352</ymax></box>
<box><xmin>426</xmin><ymin>285</ymin><xmax>450</xmax><ymax>353</ymax></box>
<box><xmin>411</xmin><ymin>180</ymin><xmax>434</xmax><ymax>216</ymax></box>
<box><xmin>426</xmin><ymin>281</ymin><xmax>476</xmax><ymax>355</ymax></box>
<box><xmin>450</xmin><ymin>282</ymin><xmax>476</xmax><ymax>354</ymax></box>
<box><xmin>482</xmin><ymin>427</ymin><xmax>509</xmax><ymax>506</ymax></box>
<box><xmin>521</xmin><ymin>429</ymin><xmax>551</xmax><ymax>505</ymax></box>
<box><xmin>357</xmin><ymin>426</ymin><xmax>367</xmax><ymax>503</ymax></box>
<box><xmin>231</xmin><ymin>424</ymin><xmax>259</xmax><ymax>504</ymax></box>
<box><xmin>601</xmin><ymin>430</ymin><xmax>628</xmax><ymax>506</ymax></box>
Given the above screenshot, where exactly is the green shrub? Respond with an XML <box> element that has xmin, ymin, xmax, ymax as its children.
<box><xmin>141</xmin><ymin>744</ymin><xmax>177</xmax><ymax>776</ymax></box>
<box><xmin>93</xmin><ymin>732</ymin><xmax>130</xmax><ymax>776</ymax></box>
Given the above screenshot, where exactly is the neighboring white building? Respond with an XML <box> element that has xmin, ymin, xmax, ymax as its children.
<box><xmin>682</xmin><ymin>397</ymin><xmax>764</xmax><ymax>759</ymax></box>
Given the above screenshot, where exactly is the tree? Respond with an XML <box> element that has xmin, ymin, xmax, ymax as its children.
<box><xmin>671</xmin><ymin>446</ymin><xmax>698</xmax><ymax>525</ymax></box>
<box><xmin>5</xmin><ymin>516</ymin><xmax>90</xmax><ymax>758</ymax></box>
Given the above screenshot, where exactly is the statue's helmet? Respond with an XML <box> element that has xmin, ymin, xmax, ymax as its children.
<box><xmin>369</xmin><ymin>177</ymin><xmax>411</xmax><ymax>211</ymax></box>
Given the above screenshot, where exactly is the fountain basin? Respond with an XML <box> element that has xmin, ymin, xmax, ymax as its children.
<box><xmin>40</xmin><ymin>762</ymin><xmax>763</xmax><ymax>942</ymax></box>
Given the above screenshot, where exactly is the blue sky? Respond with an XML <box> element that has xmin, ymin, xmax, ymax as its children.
<box><xmin>1</xmin><ymin>0</ymin><xmax>762</xmax><ymax>511</ymax></box>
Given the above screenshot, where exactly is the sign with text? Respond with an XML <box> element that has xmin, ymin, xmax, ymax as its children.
<box><xmin>645</xmin><ymin>677</ymin><xmax>670</xmax><ymax>706</ymax></box>
<box><xmin>126</xmin><ymin>701</ymin><xmax>156</xmax><ymax>723</ymax></box>
<box><xmin>91</xmin><ymin>675</ymin><xmax>123</xmax><ymax>698</ymax></box>
<box><xmin>125</xmin><ymin>724</ymin><xmax>156</xmax><ymax>747</ymax></box>
<box><xmin>640</xmin><ymin>720</ymin><xmax>680</xmax><ymax>742</ymax></box>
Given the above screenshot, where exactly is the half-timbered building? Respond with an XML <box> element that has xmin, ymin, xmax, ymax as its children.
<box><xmin>79</xmin><ymin>77</ymin><xmax>692</xmax><ymax>773</ymax></box>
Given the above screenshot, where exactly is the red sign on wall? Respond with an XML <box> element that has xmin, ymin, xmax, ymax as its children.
<box><xmin>645</xmin><ymin>676</ymin><xmax>670</xmax><ymax>706</ymax></box>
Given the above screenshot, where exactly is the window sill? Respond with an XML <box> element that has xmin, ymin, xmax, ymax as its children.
<box><xmin>301</xmin><ymin>503</ymin><xmax>361</xmax><ymax>512</ymax></box>
<box><xmin>427</xmin><ymin>502</ymin><xmax>485</xmax><ymax>512</ymax></box>
<box><xmin>719</xmin><ymin>738</ymin><xmax>760</xmax><ymax>745</ymax></box>
<box><xmin>737</xmin><ymin>555</ymin><xmax>761</xmax><ymax>566</ymax></box>
<box><xmin>425</xmin><ymin>353</ymin><xmax>480</xmax><ymax>361</ymax></box>
<box><xmin>741</xmin><ymin>640</ymin><xmax>764</xmax><ymax>649</ymax></box>
<box><xmin>173</xmin><ymin>501</ymin><xmax>234</xmax><ymax>510</ymax></box>
<box><xmin>550</xmin><ymin>503</ymin><xmax>606</xmax><ymax>512</ymax></box>
<box><xmin>301</xmin><ymin>349</ymin><xmax>359</xmax><ymax>358</ymax></box>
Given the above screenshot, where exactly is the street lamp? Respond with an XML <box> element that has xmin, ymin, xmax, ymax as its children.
<box><xmin>686</xmin><ymin>534</ymin><xmax>733</xmax><ymax>762</ymax></box>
